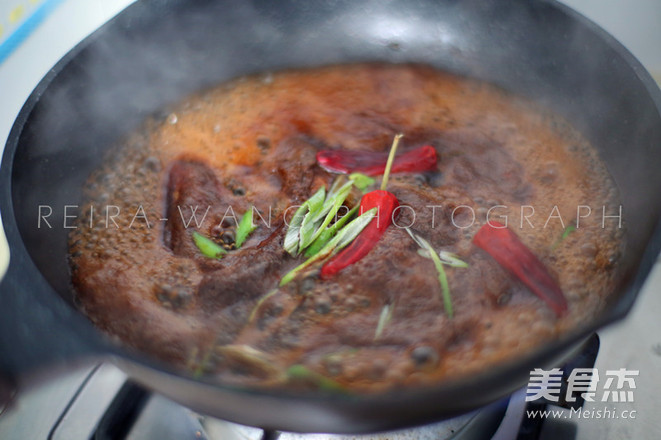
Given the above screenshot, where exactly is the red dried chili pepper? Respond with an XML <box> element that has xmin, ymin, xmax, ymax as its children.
<box><xmin>320</xmin><ymin>190</ymin><xmax>399</xmax><ymax>279</ymax></box>
<box><xmin>316</xmin><ymin>145</ymin><xmax>437</xmax><ymax>176</ymax></box>
<box><xmin>473</xmin><ymin>221</ymin><xmax>568</xmax><ymax>316</ymax></box>
<box><xmin>320</xmin><ymin>134</ymin><xmax>407</xmax><ymax>278</ymax></box>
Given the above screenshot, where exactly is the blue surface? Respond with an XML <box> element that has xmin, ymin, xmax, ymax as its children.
<box><xmin>0</xmin><ymin>0</ymin><xmax>64</xmax><ymax>65</ymax></box>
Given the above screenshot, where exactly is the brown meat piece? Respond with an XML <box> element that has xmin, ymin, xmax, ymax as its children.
<box><xmin>163</xmin><ymin>158</ymin><xmax>233</xmax><ymax>256</ymax></box>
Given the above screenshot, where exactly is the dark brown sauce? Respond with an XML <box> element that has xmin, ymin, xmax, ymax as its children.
<box><xmin>69</xmin><ymin>63</ymin><xmax>623</xmax><ymax>392</ymax></box>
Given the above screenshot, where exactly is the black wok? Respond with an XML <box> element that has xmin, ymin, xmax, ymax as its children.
<box><xmin>1</xmin><ymin>0</ymin><xmax>661</xmax><ymax>434</ymax></box>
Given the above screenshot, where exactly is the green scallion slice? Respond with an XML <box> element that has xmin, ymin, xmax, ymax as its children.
<box><xmin>285</xmin><ymin>364</ymin><xmax>347</xmax><ymax>393</ymax></box>
<box><xmin>349</xmin><ymin>172</ymin><xmax>375</xmax><ymax>193</ymax></box>
<box><xmin>304</xmin><ymin>205</ymin><xmax>359</xmax><ymax>258</ymax></box>
<box><xmin>192</xmin><ymin>231</ymin><xmax>227</xmax><ymax>259</ymax></box>
<box><xmin>235</xmin><ymin>208</ymin><xmax>258</xmax><ymax>248</ymax></box>
<box><xmin>280</xmin><ymin>208</ymin><xmax>377</xmax><ymax>286</ymax></box>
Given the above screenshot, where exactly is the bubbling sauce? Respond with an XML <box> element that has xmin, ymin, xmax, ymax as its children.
<box><xmin>70</xmin><ymin>63</ymin><xmax>622</xmax><ymax>392</ymax></box>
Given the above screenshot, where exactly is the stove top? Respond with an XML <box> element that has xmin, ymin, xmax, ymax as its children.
<box><xmin>0</xmin><ymin>1</ymin><xmax>660</xmax><ymax>439</ymax></box>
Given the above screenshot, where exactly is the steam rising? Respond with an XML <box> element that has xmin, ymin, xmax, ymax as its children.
<box><xmin>10</xmin><ymin>0</ymin><xmax>661</xmax><ymax>308</ymax></box>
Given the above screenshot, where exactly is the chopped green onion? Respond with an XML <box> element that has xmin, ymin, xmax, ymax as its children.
<box><xmin>187</xmin><ymin>346</ymin><xmax>202</xmax><ymax>376</ymax></box>
<box><xmin>374</xmin><ymin>304</ymin><xmax>394</xmax><ymax>340</ymax></box>
<box><xmin>192</xmin><ymin>346</ymin><xmax>215</xmax><ymax>378</ymax></box>
<box><xmin>304</xmin><ymin>181</ymin><xmax>354</xmax><ymax>251</ymax></box>
<box><xmin>405</xmin><ymin>227</ymin><xmax>425</xmax><ymax>248</ymax></box>
<box><xmin>192</xmin><ymin>231</ymin><xmax>227</xmax><ymax>259</ymax></box>
<box><xmin>284</xmin><ymin>204</ymin><xmax>309</xmax><ymax>255</ymax></box>
<box><xmin>284</xmin><ymin>176</ymin><xmax>367</xmax><ymax>258</ymax></box>
<box><xmin>304</xmin><ymin>205</ymin><xmax>359</xmax><ymax>257</ymax></box>
<box><xmin>285</xmin><ymin>364</ymin><xmax>347</xmax><ymax>392</ymax></box>
<box><xmin>297</xmin><ymin>186</ymin><xmax>327</xmax><ymax>251</ymax></box>
<box><xmin>248</xmin><ymin>288</ymin><xmax>279</xmax><ymax>322</ymax></box>
<box><xmin>408</xmin><ymin>233</ymin><xmax>469</xmax><ymax>268</ymax></box>
<box><xmin>235</xmin><ymin>208</ymin><xmax>258</xmax><ymax>248</ymax></box>
<box><xmin>216</xmin><ymin>344</ymin><xmax>282</xmax><ymax>380</ymax></box>
<box><xmin>280</xmin><ymin>208</ymin><xmax>377</xmax><ymax>286</ymax></box>
<box><xmin>380</xmin><ymin>133</ymin><xmax>403</xmax><ymax>191</ymax></box>
<box><xmin>349</xmin><ymin>172</ymin><xmax>375</xmax><ymax>192</ymax></box>
<box><xmin>284</xmin><ymin>186</ymin><xmax>326</xmax><ymax>256</ymax></box>
<box><xmin>332</xmin><ymin>208</ymin><xmax>377</xmax><ymax>248</ymax></box>
<box><xmin>322</xmin><ymin>348</ymin><xmax>359</xmax><ymax>361</ymax></box>
<box><xmin>406</xmin><ymin>228</ymin><xmax>467</xmax><ymax>318</ymax></box>
<box><xmin>562</xmin><ymin>224</ymin><xmax>577</xmax><ymax>240</ymax></box>
<box><xmin>551</xmin><ymin>224</ymin><xmax>577</xmax><ymax>250</ymax></box>
<box><xmin>438</xmin><ymin>250</ymin><xmax>469</xmax><ymax>268</ymax></box>
<box><xmin>419</xmin><ymin>236</ymin><xmax>453</xmax><ymax>318</ymax></box>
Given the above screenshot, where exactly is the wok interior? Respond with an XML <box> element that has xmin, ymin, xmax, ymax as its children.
<box><xmin>13</xmin><ymin>0</ymin><xmax>661</xmax><ymax>316</ymax></box>
<box><xmin>5</xmin><ymin>0</ymin><xmax>661</xmax><ymax>429</ymax></box>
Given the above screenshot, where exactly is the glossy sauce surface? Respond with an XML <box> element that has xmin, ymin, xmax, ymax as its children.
<box><xmin>70</xmin><ymin>64</ymin><xmax>622</xmax><ymax>392</ymax></box>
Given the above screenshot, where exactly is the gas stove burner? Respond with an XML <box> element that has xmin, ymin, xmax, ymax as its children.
<box><xmin>202</xmin><ymin>399</ymin><xmax>507</xmax><ymax>440</ymax></box>
<box><xmin>106</xmin><ymin>385</ymin><xmax>513</xmax><ymax>440</ymax></box>
<box><xmin>92</xmin><ymin>380</ymin><xmax>512</xmax><ymax>440</ymax></box>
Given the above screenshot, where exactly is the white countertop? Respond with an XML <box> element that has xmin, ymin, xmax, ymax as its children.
<box><xmin>0</xmin><ymin>1</ymin><xmax>660</xmax><ymax>438</ymax></box>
